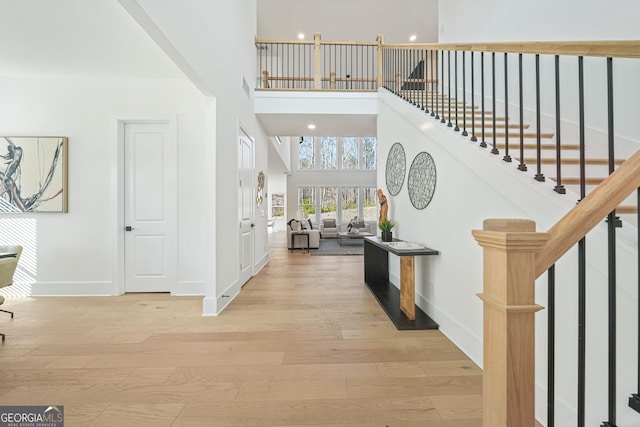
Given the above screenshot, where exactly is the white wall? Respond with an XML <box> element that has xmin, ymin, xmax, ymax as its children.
<box><xmin>378</xmin><ymin>88</ymin><xmax>640</xmax><ymax>426</ymax></box>
<box><xmin>258</xmin><ymin>0</ymin><xmax>439</xmax><ymax>44</ymax></box>
<box><xmin>438</xmin><ymin>0</ymin><xmax>640</xmax><ymax>43</ymax></box>
<box><xmin>129</xmin><ymin>0</ymin><xmax>270</xmax><ymax>314</ymax></box>
<box><xmin>0</xmin><ymin>76</ymin><xmax>208</xmax><ymax>295</ymax></box>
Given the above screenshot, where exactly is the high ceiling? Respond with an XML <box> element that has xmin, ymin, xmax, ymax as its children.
<box><xmin>0</xmin><ymin>0</ymin><xmax>438</xmax><ymax>138</ymax></box>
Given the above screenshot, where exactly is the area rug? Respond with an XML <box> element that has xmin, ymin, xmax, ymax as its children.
<box><xmin>310</xmin><ymin>238</ymin><xmax>364</xmax><ymax>256</ymax></box>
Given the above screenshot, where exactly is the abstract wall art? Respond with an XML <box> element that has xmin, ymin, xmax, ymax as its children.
<box><xmin>407</xmin><ymin>151</ymin><xmax>437</xmax><ymax>210</ymax></box>
<box><xmin>0</xmin><ymin>136</ymin><xmax>68</xmax><ymax>213</ymax></box>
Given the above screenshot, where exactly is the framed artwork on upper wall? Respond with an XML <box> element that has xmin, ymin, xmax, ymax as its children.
<box><xmin>0</xmin><ymin>136</ymin><xmax>68</xmax><ymax>213</ymax></box>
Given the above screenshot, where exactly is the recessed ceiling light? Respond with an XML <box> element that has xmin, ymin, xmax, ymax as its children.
<box><xmin>409</xmin><ymin>35</ymin><xmax>417</xmax><ymax>42</ymax></box>
<box><xmin>298</xmin><ymin>33</ymin><xmax>305</xmax><ymax>40</ymax></box>
<box><xmin>307</xmin><ymin>124</ymin><xmax>316</xmax><ymax>130</ymax></box>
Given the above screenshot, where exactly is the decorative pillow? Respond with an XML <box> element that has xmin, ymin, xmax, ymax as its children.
<box><xmin>323</xmin><ymin>219</ymin><xmax>336</xmax><ymax>229</ymax></box>
<box><xmin>307</xmin><ymin>219</ymin><xmax>313</xmax><ymax>230</ymax></box>
<box><xmin>0</xmin><ymin>253</ymin><xmax>17</xmax><ymax>259</ymax></box>
<box><xmin>300</xmin><ymin>220</ymin><xmax>308</xmax><ymax>230</ymax></box>
<box><xmin>291</xmin><ymin>220</ymin><xmax>302</xmax><ymax>231</ymax></box>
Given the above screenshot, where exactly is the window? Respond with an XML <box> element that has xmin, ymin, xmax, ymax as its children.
<box><xmin>320</xmin><ymin>187</ymin><xmax>337</xmax><ymax>220</ymax></box>
<box><xmin>320</xmin><ymin>137</ymin><xmax>337</xmax><ymax>170</ymax></box>
<box><xmin>363</xmin><ymin>187</ymin><xmax>378</xmax><ymax>222</ymax></box>
<box><xmin>271</xmin><ymin>193</ymin><xmax>284</xmax><ymax>219</ymax></box>
<box><xmin>341</xmin><ymin>187</ymin><xmax>359</xmax><ymax>221</ymax></box>
<box><xmin>363</xmin><ymin>137</ymin><xmax>377</xmax><ymax>170</ymax></box>
<box><xmin>298</xmin><ymin>136</ymin><xmax>315</xmax><ymax>169</ymax></box>
<box><xmin>342</xmin><ymin>137</ymin><xmax>359</xmax><ymax>170</ymax></box>
<box><xmin>298</xmin><ymin>187</ymin><xmax>315</xmax><ymax>217</ymax></box>
<box><xmin>297</xmin><ymin>136</ymin><xmax>376</xmax><ymax>171</ymax></box>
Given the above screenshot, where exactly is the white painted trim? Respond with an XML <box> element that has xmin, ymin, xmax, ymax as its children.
<box><xmin>254</xmin><ymin>252</ymin><xmax>269</xmax><ymax>274</ymax></box>
<box><xmin>202</xmin><ymin>280</ymin><xmax>241</xmax><ymax>316</ymax></box>
<box><xmin>31</xmin><ymin>282</ymin><xmax>113</xmax><ymax>296</ymax></box>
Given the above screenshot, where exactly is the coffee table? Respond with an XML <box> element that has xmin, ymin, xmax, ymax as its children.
<box><xmin>337</xmin><ymin>231</ymin><xmax>374</xmax><ymax>245</ymax></box>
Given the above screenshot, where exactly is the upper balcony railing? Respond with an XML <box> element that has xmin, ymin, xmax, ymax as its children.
<box><xmin>255</xmin><ymin>33</ymin><xmax>381</xmax><ymax>91</ymax></box>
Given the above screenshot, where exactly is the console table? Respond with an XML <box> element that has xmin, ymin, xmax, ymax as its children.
<box><xmin>364</xmin><ymin>236</ymin><xmax>439</xmax><ymax>330</ymax></box>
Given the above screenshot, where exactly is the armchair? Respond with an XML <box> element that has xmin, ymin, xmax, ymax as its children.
<box><xmin>0</xmin><ymin>245</ymin><xmax>22</xmax><ymax>341</ymax></box>
<box><xmin>319</xmin><ymin>218</ymin><xmax>339</xmax><ymax>238</ymax></box>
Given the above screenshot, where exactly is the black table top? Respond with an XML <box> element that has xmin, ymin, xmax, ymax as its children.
<box><xmin>364</xmin><ymin>236</ymin><xmax>439</xmax><ymax>256</ymax></box>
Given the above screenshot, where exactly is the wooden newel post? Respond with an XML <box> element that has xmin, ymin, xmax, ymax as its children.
<box><xmin>376</xmin><ymin>34</ymin><xmax>385</xmax><ymax>89</ymax></box>
<box><xmin>472</xmin><ymin>219</ymin><xmax>550</xmax><ymax>427</ymax></box>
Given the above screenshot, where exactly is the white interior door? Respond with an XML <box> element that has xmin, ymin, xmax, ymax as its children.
<box><xmin>238</xmin><ymin>130</ymin><xmax>254</xmax><ymax>285</ymax></box>
<box><xmin>124</xmin><ymin>122</ymin><xmax>176</xmax><ymax>292</ymax></box>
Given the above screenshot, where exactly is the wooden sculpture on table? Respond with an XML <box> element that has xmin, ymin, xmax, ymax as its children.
<box><xmin>377</xmin><ymin>188</ymin><xmax>388</xmax><ymax>226</ymax></box>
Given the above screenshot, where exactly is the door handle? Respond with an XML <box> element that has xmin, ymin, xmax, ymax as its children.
<box><xmin>125</xmin><ymin>226</ymin><xmax>134</xmax><ymax>231</ymax></box>
<box><xmin>251</xmin><ymin>223</ymin><xmax>255</xmax><ymax>228</ymax></box>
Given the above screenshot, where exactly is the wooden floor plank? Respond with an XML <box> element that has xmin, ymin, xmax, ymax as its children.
<box><xmin>0</xmin><ymin>231</ymin><xmax>485</xmax><ymax>426</ymax></box>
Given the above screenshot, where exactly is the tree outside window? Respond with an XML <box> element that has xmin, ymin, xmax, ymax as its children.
<box><xmin>298</xmin><ymin>187</ymin><xmax>315</xmax><ymax>217</ymax></box>
<box><xmin>298</xmin><ymin>136</ymin><xmax>315</xmax><ymax>170</ymax></box>
<box><xmin>342</xmin><ymin>137</ymin><xmax>359</xmax><ymax>170</ymax></box>
<box><xmin>320</xmin><ymin>137</ymin><xmax>337</xmax><ymax>170</ymax></box>
<box><xmin>363</xmin><ymin>187</ymin><xmax>378</xmax><ymax>222</ymax></box>
<box><xmin>363</xmin><ymin>137</ymin><xmax>377</xmax><ymax>170</ymax></box>
<box><xmin>320</xmin><ymin>187</ymin><xmax>337</xmax><ymax>220</ymax></box>
<box><xmin>341</xmin><ymin>187</ymin><xmax>359</xmax><ymax>221</ymax></box>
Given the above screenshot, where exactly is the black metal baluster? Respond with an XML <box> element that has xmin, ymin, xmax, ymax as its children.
<box><xmin>601</xmin><ymin>56</ymin><xmax>618</xmax><ymax>427</ymax></box>
<box><xmin>518</xmin><ymin>53</ymin><xmax>527</xmax><ymax>171</ymax></box>
<box><xmin>441</xmin><ymin>50</ymin><xmax>446</xmax><ymax>124</ymax></box>
<box><xmin>447</xmin><ymin>51</ymin><xmax>452</xmax><ymax>127</ymax></box>
<box><xmin>480</xmin><ymin>52</ymin><xmax>487</xmax><ymax>147</ymax></box>
<box><xmin>462</xmin><ymin>51</ymin><xmax>468</xmax><ymax>136</ymax></box>
<box><xmin>471</xmin><ymin>51</ymin><xmax>477</xmax><ymax>141</ymax></box>
<box><xmin>424</xmin><ymin>50</ymin><xmax>429</xmax><ymax>113</ymax></box>
<box><xmin>491</xmin><ymin>52</ymin><xmax>498</xmax><ymax>154</ymax></box>
<box><xmin>577</xmin><ymin>55</ymin><xmax>586</xmax><ymax>427</ymax></box>
<box><xmin>554</xmin><ymin>55</ymin><xmax>565</xmax><ymax>193</ymax></box>
<box><xmin>631</xmin><ymin>187</ymin><xmax>640</xmax><ymax>413</ymax></box>
<box><xmin>503</xmin><ymin>53</ymin><xmax>511</xmax><ymax>162</ymax></box>
<box><xmin>548</xmin><ymin>264</ymin><xmax>556</xmax><ymax>427</ymax></box>
<box><xmin>454</xmin><ymin>51</ymin><xmax>460</xmax><ymax>131</ymax></box>
<box><xmin>431</xmin><ymin>50</ymin><xmax>436</xmax><ymax>117</ymax></box>
<box><xmin>535</xmin><ymin>54</ymin><xmax>545</xmax><ymax>181</ymax></box>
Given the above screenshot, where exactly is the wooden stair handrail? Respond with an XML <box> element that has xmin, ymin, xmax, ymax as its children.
<box><xmin>535</xmin><ymin>149</ymin><xmax>640</xmax><ymax>278</ymax></box>
<box><xmin>382</xmin><ymin>40</ymin><xmax>640</xmax><ymax>59</ymax></box>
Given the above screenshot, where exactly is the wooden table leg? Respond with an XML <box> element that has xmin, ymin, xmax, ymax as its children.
<box><xmin>400</xmin><ymin>255</ymin><xmax>415</xmax><ymax>320</ymax></box>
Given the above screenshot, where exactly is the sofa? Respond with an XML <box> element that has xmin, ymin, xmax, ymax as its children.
<box><xmin>320</xmin><ymin>218</ymin><xmax>376</xmax><ymax>238</ymax></box>
<box><xmin>286</xmin><ymin>219</ymin><xmax>320</xmax><ymax>249</ymax></box>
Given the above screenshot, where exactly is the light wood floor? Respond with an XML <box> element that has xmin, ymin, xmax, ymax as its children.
<box><xmin>0</xmin><ymin>232</ymin><xmax>482</xmax><ymax>426</ymax></box>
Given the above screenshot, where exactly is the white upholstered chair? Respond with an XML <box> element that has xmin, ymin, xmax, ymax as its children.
<box><xmin>0</xmin><ymin>245</ymin><xmax>22</xmax><ymax>341</ymax></box>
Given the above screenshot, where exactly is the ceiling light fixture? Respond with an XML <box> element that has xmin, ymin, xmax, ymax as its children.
<box><xmin>409</xmin><ymin>35</ymin><xmax>417</xmax><ymax>42</ymax></box>
<box><xmin>298</xmin><ymin>33</ymin><xmax>305</xmax><ymax>40</ymax></box>
<box><xmin>307</xmin><ymin>124</ymin><xmax>316</xmax><ymax>130</ymax></box>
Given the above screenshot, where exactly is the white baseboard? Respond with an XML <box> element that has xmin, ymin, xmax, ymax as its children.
<box><xmin>254</xmin><ymin>253</ymin><xmax>269</xmax><ymax>274</ymax></box>
<box><xmin>201</xmin><ymin>280</ymin><xmax>241</xmax><ymax>316</ymax></box>
<box><xmin>416</xmin><ymin>290</ymin><xmax>483</xmax><ymax>368</ymax></box>
<box><xmin>30</xmin><ymin>281</ymin><xmax>113</xmax><ymax>296</ymax></box>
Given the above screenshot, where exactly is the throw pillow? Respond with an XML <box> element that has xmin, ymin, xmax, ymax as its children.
<box><xmin>291</xmin><ymin>220</ymin><xmax>301</xmax><ymax>231</ymax></box>
<box><xmin>0</xmin><ymin>253</ymin><xmax>17</xmax><ymax>259</ymax></box>
<box><xmin>300</xmin><ymin>220</ymin><xmax>308</xmax><ymax>230</ymax></box>
<box><xmin>307</xmin><ymin>219</ymin><xmax>313</xmax><ymax>229</ymax></box>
